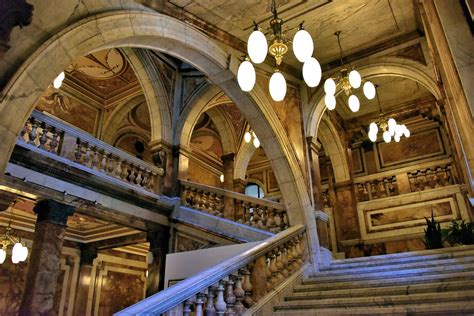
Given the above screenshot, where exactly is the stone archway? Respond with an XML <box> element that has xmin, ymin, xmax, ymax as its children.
<box><xmin>0</xmin><ymin>10</ymin><xmax>321</xmax><ymax>269</ymax></box>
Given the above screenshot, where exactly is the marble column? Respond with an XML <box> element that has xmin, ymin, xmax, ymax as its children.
<box><xmin>20</xmin><ymin>199</ymin><xmax>74</xmax><ymax>316</ymax></box>
<box><xmin>314</xmin><ymin>211</ymin><xmax>329</xmax><ymax>249</ymax></box>
<box><xmin>150</xmin><ymin>141</ymin><xmax>181</xmax><ymax>197</ymax></box>
<box><xmin>306</xmin><ymin>137</ymin><xmax>324</xmax><ymax>210</ymax></box>
<box><xmin>221</xmin><ymin>153</ymin><xmax>235</xmax><ymax>220</ymax></box>
<box><xmin>333</xmin><ymin>182</ymin><xmax>361</xmax><ymax>242</ymax></box>
<box><xmin>73</xmin><ymin>245</ymin><xmax>97</xmax><ymax>316</ymax></box>
<box><xmin>146</xmin><ymin>226</ymin><xmax>170</xmax><ymax>296</ymax></box>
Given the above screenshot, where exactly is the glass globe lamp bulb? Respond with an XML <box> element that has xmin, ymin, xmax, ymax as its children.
<box><xmin>368</xmin><ymin>130</ymin><xmax>377</xmax><ymax>142</ymax></box>
<box><xmin>269</xmin><ymin>71</ymin><xmax>287</xmax><ymax>102</ymax></box>
<box><xmin>302</xmin><ymin>57</ymin><xmax>321</xmax><ymax>87</ymax></box>
<box><xmin>324</xmin><ymin>78</ymin><xmax>336</xmax><ymax>95</ymax></box>
<box><xmin>220</xmin><ymin>174</ymin><xmax>225</xmax><ymax>183</ymax></box>
<box><xmin>237</xmin><ymin>60</ymin><xmax>256</xmax><ymax>92</ymax></box>
<box><xmin>383</xmin><ymin>130</ymin><xmax>391</xmax><ymax>143</ymax></box>
<box><xmin>348</xmin><ymin>70</ymin><xmax>361</xmax><ymax>89</ymax></box>
<box><xmin>19</xmin><ymin>245</ymin><xmax>28</xmax><ymax>262</ymax></box>
<box><xmin>388</xmin><ymin>118</ymin><xmax>397</xmax><ymax>131</ymax></box>
<box><xmin>394</xmin><ymin>134</ymin><xmax>401</xmax><ymax>142</ymax></box>
<box><xmin>244</xmin><ymin>131</ymin><xmax>252</xmax><ymax>143</ymax></box>
<box><xmin>369</xmin><ymin>122</ymin><xmax>378</xmax><ymax>133</ymax></box>
<box><xmin>12</xmin><ymin>243</ymin><xmax>22</xmax><ymax>264</ymax></box>
<box><xmin>53</xmin><ymin>71</ymin><xmax>65</xmax><ymax>89</ymax></box>
<box><xmin>348</xmin><ymin>95</ymin><xmax>360</xmax><ymax>112</ymax></box>
<box><xmin>325</xmin><ymin>94</ymin><xmax>336</xmax><ymax>110</ymax></box>
<box><xmin>253</xmin><ymin>137</ymin><xmax>260</xmax><ymax>148</ymax></box>
<box><xmin>0</xmin><ymin>248</ymin><xmax>6</xmax><ymax>264</ymax></box>
<box><xmin>293</xmin><ymin>28</ymin><xmax>314</xmax><ymax>63</ymax></box>
<box><xmin>363</xmin><ymin>81</ymin><xmax>376</xmax><ymax>99</ymax></box>
<box><xmin>247</xmin><ymin>30</ymin><xmax>268</xmax><ymax>64</ymax></box>
<box><xmin>395</xmin><ymin>124</ymin><xmax>404</xmax><ymax>137</ymax></box>
<box><xmin>404</xmin><ymin>128</ymin><xmax>411</xmax><ymax>138</ymax></box>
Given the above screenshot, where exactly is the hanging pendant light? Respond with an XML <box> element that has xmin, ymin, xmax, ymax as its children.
<box><xmin>324</xmin><ymin>78</ymin><xmax>336</xmax><ymax>95</ymax></box>
<box><xmin>247</xmin><ymin>28</ymin><xmax>268</xmax><ymax>64</ymax></box>
<box><xmin>244</xmin><ymin>131</ymin><xmax>252</xmax><ymax>143</ymax></box>
<box><xmin>363</xmin><ymin>81</ymin><xmax>376</xmax><ymax>99</ymax></box>
<box><xmin>348</xmin><ymin>95</ymin><xmax>360</xmax><ymax>112</ymax></box>
<box><xmin>293</xmin><ymin>25</ymin><xmax>314</xmax><ymax>63</ymax></box>
<box><xmin>53</xmin><ymin>71</ymin><xmax>65</xmax><ymax>89</ymax></box>
<box><xmin>383</xmin><ymin>131</ymin><xmax>391</xmax><ymax>143</ymax></box>
<box><xmin>269</xmin><ymin>70</ymin><xmax>286</xmax><ymax>102</ymax></box>
<box><xmin>325</xmin><ymin>94</ymin><xmax>336</xmax><ymax>110</ymax></box>
<box><xmin>253</xmin><ymin>137</ymin><xmax>260</xmax><ymax>148</ymax></box>
<box><xmin>348</xmin><ymin>70</ymin><xmax>361</xmax><ymax>88</ymax></box>
<box><xmin>237</xmin><ymin>58</ymin><xmax>256</xmax><ymax>92</ymax></box>
<box><xmin>302</xmin><ymin>57</ymin><xmax>322</xmax><ymax>87</ymax></box>
<box><xmin>0</xmin><ymin>248</ymin><xmax>6</xmax><ymax>264</ymax></box>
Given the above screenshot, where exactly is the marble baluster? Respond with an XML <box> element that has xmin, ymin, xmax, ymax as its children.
<box><xmin>233</xmin><ymin>273</ymin><xmax>245</xmax><ymax>315</ymax></box>
<box><xmin>195</xmin><ymin>292</ymin><xmax>205</xmax><ymax>316</ymax></box>
<box><xmin>242</xmin><ymin>268</ymin><xmax>253</xmax><ymax>307</ymax></box>
<box><xmin>183</xmin><ymin>298</ymin><xmax>193</xmax><ymax>316</ymax></box>
<box><xmin>215</xmin><ymin>281</ymin><xmax>227</xmax><ymax>315</ymax></box>
<box><xmin>28</xmin><ymin>119</ymin><xmax>38</xmax><ymax>145</ymax></box>
<box><xmin>205</xmin><ymin>285</ymin><xmax>217</xmax><ymax>316</ymax></box>
<box><xmin>224</xmin><ymin>277</ymin><xmax>236</xmax><ymax>315</ymax></box>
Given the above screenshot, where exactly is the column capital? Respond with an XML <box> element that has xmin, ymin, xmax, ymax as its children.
<box><xmin>221</xmin><ymin>153</ymin><xmax>235</xmax><ymax>162</ymax></box>
<box><xmin>33</xmin><ymin>199</ymin><xmax>74</xmax><ymax>225</ymax></box>
<box><xmin>79</xmin><ymin>245</ymin><xmax>98</xmax><ymax>265</ymax></box>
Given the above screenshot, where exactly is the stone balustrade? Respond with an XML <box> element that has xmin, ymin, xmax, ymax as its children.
<box><xmin>181</xmin><ymin>180</ymin><xmax>289</xmax><ymax>233</ymax></box>
<box><xmin>17</xmin><ymin>110</ymin><xmax>164</xmax><ymax>194</ymax></box>
<box><xmin>117</xmin><ymin>225</ymin><xmax>307</xmax><ymax>316</ymax></box>
<box><xmin>355</xmin><ymin>175</ymin><xmax>398</xmax><ymax>202</ymax></box>
<box><xmin>408</xmin><ymin>163</ymin><xmax>453</xmax><ymax>192</ymax></box>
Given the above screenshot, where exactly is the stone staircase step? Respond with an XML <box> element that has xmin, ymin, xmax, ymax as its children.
<box><xmin>288</xmin><ymin>279</ymin><xmax>474</xmax><ymax>300</ymax></box>
<box><xmin>315</xmin><ymin>251</ymin><xmax>474</xmax><ymax>276</ymax></box>
<box><xmin>273</xmin><ymin>301</ymin><xmax>474</xmax><ymax>315</ymax></box>
<box><xmin>295</xmin><ymin>270</ymin><xmax>474</xmax><ymax>291</ymax></box>
<box><xmin>302</xmin><ymin>262</ymin><xmax>474</xmax><ymax>283</ymax></box>
<box><xmin>325</xmin><ymin>245</ymin><xmax>474</xmax><ymax>270</ymax></box>
<box><xmin>273</xmin><ymin>290</ymin><xmax>474</xmax><ymax>311</ymax></box>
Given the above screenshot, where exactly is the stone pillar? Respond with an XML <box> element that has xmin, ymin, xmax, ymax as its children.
<box><xmin>221</xmin><ymin>153</ymin><xmax>235</xmax><ymax>220</ymax></box>
<box><xmin>20</xmin><ymin>199</ymin><xmax>74</xmax><ymax>315</ymax></box>
<box><xmin>150</xmin><ymin>141</ymin><xmax>180</xmax><ymax>197</ymax></box>
<box><xmin>233</xmin><ymin>178</ymin><xmax>247</xmax><ymax>194</ymax></box>
<box><xmin>146</xmin><ymin>226</ymin><xmax>170</xmax><ymax>296</ymax></box>
<box><xmin>73</xmin><ymin>245</ymin><xmax>97</xmax><ymax>316</ymax></box>
<box><xmin>314</xmin><ymin>210</ymin><xmax>329</xmax><ymax>248</ymax></box>
<box><xmin>333</xmin><ymin>182</ymin><xmax>361</xmax><ymax>242</ymax></box>
<box><xmin>307</xmin><ymin>137</ymin><xmax>324</xmax><ymax>210</ymax></box>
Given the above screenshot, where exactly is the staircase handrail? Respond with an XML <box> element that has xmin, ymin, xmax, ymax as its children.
<box><xmin>117</xmin><ymin>224</ymin><xmax>306</xmax><ymax>315</ymax></box>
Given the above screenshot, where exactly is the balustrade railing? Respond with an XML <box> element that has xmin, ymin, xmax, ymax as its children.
<box><xmin>181</xmin><ymin>180</ymin><xmax>289</xmax><ymax>233</ymax></box>
<box><xmin>117</xmin><ymin>225</ymin><xmax>307</xmax><ymax>316</ymax></box>
<box><xmin>355</xmin><ymin>176</ymin><xmax>398</xmax><ymax>202</ymax></box>
<box><xmin>408</xmin><ymin>164</ymin><xmax>453</xmax><ymax>192</ymax></box>
<box><xmin>16</xmin><ymin>110</ymin><xmax>164</xmax><ymax>195</ymax></box>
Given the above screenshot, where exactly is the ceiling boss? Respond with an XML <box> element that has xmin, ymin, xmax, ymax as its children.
<box><xmin>237</xmin><ymin>0</ymin><xmax>322</xmax><ymax>101</ymax></box>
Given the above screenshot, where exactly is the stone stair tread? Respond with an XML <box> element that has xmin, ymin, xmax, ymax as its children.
<box><xmin>288</xmin><ymin>279</ymin><xmax>474</xmax><ymax>300</ymax></box>
<box><xmin>303</xmin><ymin>263</ymin><xmax>474</xmax><ymax>283</ymax></box>
<box><xmin>317</xmin><ymin>252</ymin><xmax>474</xmax><ymax>275</ymax></box>
<box><xmin>295</xmin><ymin>270</ymin><xmax>474</xmax><ymax>291</ymax></box>
<box><xmin>274</xmin><ymin>290</ymin><xmax>474</xmax><ymax>310</ymax></box>
<box><xmin>273</xmin><ymin>301</ymin><xmax>474</xmax><ymax>315</ymax></box>
<box><xmin>328</xmin><ymin>245</ymin><xmax>474</xmax><ymax>266</ymax></box>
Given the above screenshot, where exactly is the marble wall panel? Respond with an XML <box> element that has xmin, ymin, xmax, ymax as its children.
<box><xmin>187</xmin><ymin>158</ymin><xmax>222</xmax><ymax>187</ymax></box>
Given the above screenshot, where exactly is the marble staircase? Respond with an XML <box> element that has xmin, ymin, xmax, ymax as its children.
<box><xmin>274</xmin><ymin>245</ymin><xmax>474</xmax><ymax>315</ymax></box>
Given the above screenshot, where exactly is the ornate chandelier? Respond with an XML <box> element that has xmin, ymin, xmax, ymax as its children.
<box><xmin>323</xmin><ymin>31</ymin><xmax>376</xmax><ymax>112</ymax></box>
<box><xmin>237</xmin><ymin>0</ymin><xmax>322</xmax><ymax>101</ymax></box>
<box><xmin>1</xmin><ymin>226</ymin><xmax>29</xmax><ymax>264</ymax></box>
<box><xmin>368</xmin><ymin>85</ymin><xmax>410</xmax><ymax>143</ymax></box>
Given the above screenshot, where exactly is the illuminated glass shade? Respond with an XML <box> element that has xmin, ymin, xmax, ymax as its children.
<box><xmin>244</xmin><ymin>131</ymin><xmax>252</xmax><ymax>143</ymax></box>
<box><xmin>237</xmin><ymin>60</ymin><xmax>256</xmax><ymax>92</ymax></box>
<box><xmin>53</xmin><ymin>71</ymin><xmax>65</xmax><ymax>89</ymax></box>
<box><xmin>248</xmin><ymin>30</ymin><xmax>268</xmax><ymax>64</ymax></box>
<box><xmin>253</xmin><ymin>137</ymin><xmax>260</xmax><ymax>148</ymax></box>
<box><xmin>363</xmin><ymin>81</ymin><xmax>376</xmax><ymax>99</ymax></box>
<box><xmin>293</xmin><ymin>29</ymin><xmax>314</xmax><ymax>63</ymax></box>
<box><xmin>324</xmin><ymin>78</ymin><xmax>336</xmax><ymax>95</ymax></box>
<box><xmin>19</xmin><ymin>245</ymin><xmax>28</xmax><ymax>262</ymax></box>
<box><xmin>348</xmin><ymin>95</ymin><xmax>360</xmax><ymax>112</ymax></box>
<box><xmin>394</xmin><ymin>134</ymin><xmax>401</xmax><ymax>142</ymax></box>
<box><xmin>369</xmin><ymin>122</ymin><xmax>378</xmax><ymax>133</ymax></box>
<box><xmin>368</xmin><ymin>130</ymin><xmax>377</xmax><ymax>142</ymax></box>
<box><xmin>302</xmin><ymin>57</ymin><xmax>321</xmax><ymax>87</ymax></box>
<box><xmin>0</xmin><ymin>249</ymin><xmax>5</xmax><ymax>264</ymax></box>
<box><xmin>383</xmin><ymin>131</ymin><xmax>391</xmax><ymax>143</ymax></box>
<box><xmin>404</xmin><ymin>128</ymin><xmax>411</xmax><ymax>138</ymax></box>
<box><xmin>325</xmin><ymin>94</ymin><xmax>336</xmax><ymax>110</ymax></box>
<box><xmin>269</xmin><ymin>71</ymin><xmax>286</xmax><ymax>102</ymax></box>
<box><xmin>348</xmin><ymin>70</ymin><xmax>361</xmax><ymax>88</ymax></box>
<box><xmin>220</xmin><ymin>174</ymin><xmax>225</xmax><ymax>183</ymax></box>
<box><xmin>11</xmin><ymin>243</ymin><xmax>22</xmax><ymax>264</ymax></box>
<box><xmin>388</xmin><ymin>118</ymin><xmax>397</xmax><ymax>132</ymax></box>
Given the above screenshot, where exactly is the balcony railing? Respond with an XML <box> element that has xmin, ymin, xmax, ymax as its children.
<box><xmin>181</xmin><ymin>180</ymin><xmax>289</xmax><ymax>233</ymax></box>
<box><xmin>117</xmin><ymin>225</ymin><xmax>307</xmax><ymax>316</ymax></box>
<box><xmin>16</xmin><ymin>110</ymin><xmax>164</xmax><ymax>196</ymax></box>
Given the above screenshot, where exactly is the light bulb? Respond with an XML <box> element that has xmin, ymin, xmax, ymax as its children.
<box><xmin>237</xmin><ymin>60</ymin><xmax>256</xmax><ymax>92</ymax></box>
<box><xmin>348</xmin><ymin>70</ymin><xmax>361</xmax><ymax>89</ymax></box>
<box><xmin>325</xmin><ymin>94</ymin><xmax>336</xmax><ymax>110</ymax></box>
<box><xmin>363</xmin><ymin>81</ymin><xmax>376</xmax><ymax>99</ymax></box>
<box><xmin>253</xmin><ymin>137</ymin><xmax>260</xmax><ymax>148</ymax></box>
<box><xmin>348</xmin><ymin>95</ymin><xmax>360</xmax><ymax>112</ymax></box>
<box><xmin>12</xmin><ymin>243</ymin><xmax>22</xmax><ymax>264</ymax></box>
<box><xmin>404</xmin><ymin>128</ymin><xmax>411</xmax><ymax>138</ymax></box>
<box><xmin>244</xmin><ymin>131</ymin><xmax>251</xmax><ymax>143</ymax></box>
<box><xmin>383</xmin><ymin>130</ymin><xmax>391</xmax><ymax>143</ymax></box>
<box><xmin>248</xmin><ymin>30</ymin><xmax>268</xmax><ymax>64</ymax></box>
<box><xmin>53</xmin><ymin>71</ymin><xmax>65</xmax><ymax>89</ymax></box>
<box><xmin>293</xmin><ymin>28</ymin><xmax>314</xmax><ymax>63</ymax></box>
<box><xmin>394</xmin><ymin>134</ymin><xmax>401</xmax><ymax>142</ymax></box>
<box><xmin>302</xmin><ymin>57</ymin><xmax>321</xmax><ymax>87</ymax></box>
<box><xmin>0</xmin><ymin>248</ymin><xmax>5</xmax><ymax>264</ymax></box>
<box><xmin>369</xmin><ymin>122</ymin><xmax>378</xmax><ymax>133</ymax></box>
<box><xmin>388</xmin><ymin>118</ymin><xmax>397</xmax><ymax>130</ymax></box>
<box><xmin>19</xmin><ymin>245</ymin><xmax>28</xmax><ymax>262</ymax></box>
<box><xmin>324</xmin><ymin>78</ymin><xmax>336</xmax><ymax>95</ymax></box>
<box><xmin>395</xmin><ymin>124</ymin><xmax>404</xmax><ymax>137</ymax></box>
<box><xmin>368</xmin><ymin>130</ymin><xmax>377</xmax><ymax>142</ymax></box>
<box><xmin>220</xmin><ymin>174</ymin><xmax>225</xmax><ymax>183</ymax></box>
<box><xmin>269</xmin><ymin>71</ymin><xmax>287</xmax><ymax>102</ymax></box>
